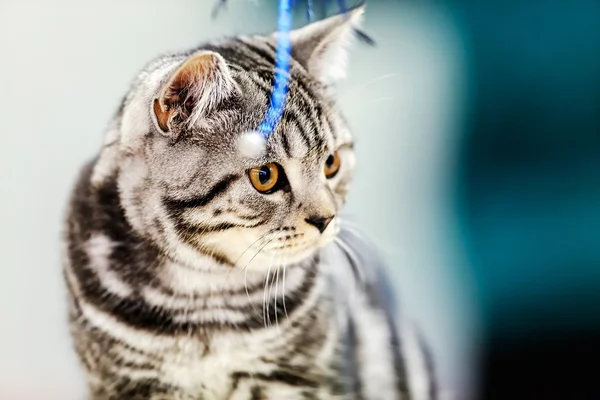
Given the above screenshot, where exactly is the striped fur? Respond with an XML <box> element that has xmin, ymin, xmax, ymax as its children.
<box><xmin>63</xmin><ymin>6</ymin><xmax>436</xmax><ymax>400</ymax></box>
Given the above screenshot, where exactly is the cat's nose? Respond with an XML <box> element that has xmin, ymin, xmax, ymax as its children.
<box><xmin>305</xmin><ymin>215</ymin><xmax>334</xmax><ymax>234</ymax></box>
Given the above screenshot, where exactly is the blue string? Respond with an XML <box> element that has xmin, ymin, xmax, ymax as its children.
<box><xmin>256</xmin><ymin>0</ymin><xmax>293</xmax><ymax>139</ymax></box>
<box><xmin>212</xmin><ymin>0</ymin><xmax>371</xmax><ymax>148</ymax></box>
<box><xmin>307</xmin><ymin>0</ymin><xmax>315</xmax><ymax>21</ymax></box>
<box><xmin>251</xmin><ymin>0</ymin><xmax>354</xmax><ymax>141</ymax></box>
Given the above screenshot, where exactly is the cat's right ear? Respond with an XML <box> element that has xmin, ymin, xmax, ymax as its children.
<box><xmin>152</xmin><ymin>51</ymin><xmax>236</xmax><ymax>140</ymax></box>
<box><xmin>289</xmin><ymin>4</ymin><xmax>365</xmax><ymax>87</ymax></box>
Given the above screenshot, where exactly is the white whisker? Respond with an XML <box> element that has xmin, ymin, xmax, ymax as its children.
<box><xmin>364</xmin><ymin>96</ymin><xmax>394</xmax><ymax>106</ymax></box>
<box><xmin>263</xmin><ymin>260</ymin><xmax>271</xmax><ymax>329</ymax></box>
<box><xmin>341</xmin><ymin>73</ymin><xmax>398</xmax><ymax>97</ymax></box>
<box><xmin>334</xmin><ymin>236</ymin><xmax>367</xmax><ymax>287</ymax></box>
<box><xmin>282</xmin><ymin>250</ymin><xmax>289</xmax><ymax>321</ymax></box>
<box><xmin>240</xmin><ymin>235</ymin><xmax>274</xmax><ymax>317</ymax></box>
<box><xmin>263</xmin><ymin>248</ymin><xmax>277</xmax><ymax>329</ymax></box>
<box><xmin>274</xmin><ymin>263</ymin><xmax>280</xmax><ymax>331</ymax></box>
<box><xmin>235</xmin><ymin>232</ymin><xmax>270</xmax><ymax>270</ymax></box>
<box><xmin>273</xmin><ymin>238</ymin><xmax>286</xmax><ymax>333</ymax></box>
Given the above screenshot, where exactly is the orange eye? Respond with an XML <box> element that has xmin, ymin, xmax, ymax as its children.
<box><xmin>249</xmin><ymin>163</ymin><xmax>280</xmax><ymax>193</ymax></box>
<box><xmin>324</xmin><ymin>151</ymin><xmax>341</xmax><ymax>179</ymax></box>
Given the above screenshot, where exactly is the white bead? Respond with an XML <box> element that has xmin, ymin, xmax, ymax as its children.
<box><xmin>238</xmin><ymin>131</ymin><xmax>267</xmax><ymax>158</ymax></box>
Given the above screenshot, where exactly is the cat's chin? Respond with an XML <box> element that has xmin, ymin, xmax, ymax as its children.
<box><xmin>191</xmin><ymin>226</ymin><xmax>339</xmax><ymax>271</ymax></box>
<box><xmin>258</xmin><ymin>236</ymin><xmax>336</xmax><ymax>266</ymax></box>
<box><xmin>263</xmin><ymin>246</ymin><xmax>318</xmax><ymax>265</ymax></box>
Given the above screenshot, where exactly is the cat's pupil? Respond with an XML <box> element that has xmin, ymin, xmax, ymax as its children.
<box><xmin>326</xmin><ymin>154</ymin><xmax>334</xmax><ymax>167</ymax></box>
<box><xmin>259</xmin><ymin>166</ymin><xmax>271</xmax><ymax>184</ymax></box>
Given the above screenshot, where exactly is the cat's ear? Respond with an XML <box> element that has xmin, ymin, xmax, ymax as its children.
<box><xmin>290</xmin><ymin>5</ymin><xmax>365</xmax><ymax>86</ymax></box>
<box><xmin>152</xmin><ymin>51</ymin><xmax>236</xmax><ymax>139</ymax></box>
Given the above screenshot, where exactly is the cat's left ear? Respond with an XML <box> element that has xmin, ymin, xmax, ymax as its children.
<box><xmin>152</xmin><ymin>51</ymin><xmax>236</xmax><ymax>139</ymax></box>
<box><xmin>289</xmin><ymin>4</ymin><xmax>365</xmax><ymax>86</ymax></box>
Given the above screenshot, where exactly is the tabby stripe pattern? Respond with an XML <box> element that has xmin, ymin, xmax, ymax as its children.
<box><xmin>64</xmin><ymin>7</ymin><xmax>437</xmax><ymax>399</ymax></box>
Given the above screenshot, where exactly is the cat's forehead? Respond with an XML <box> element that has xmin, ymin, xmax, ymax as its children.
<box><xmin>145</xmin><ymin>36</ymin><xmax>349</xmax><ymax>165</ymax></box>
<box><xmin>187</xmin><ymin>73</ymin><xmax>339</xmax><ymax>154</ymax></box>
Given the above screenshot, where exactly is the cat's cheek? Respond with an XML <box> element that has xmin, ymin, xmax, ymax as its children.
<box><xmin>202</xmin><ymin>229</ymin><xmax>255</xmax><ymax>263</ymax></box>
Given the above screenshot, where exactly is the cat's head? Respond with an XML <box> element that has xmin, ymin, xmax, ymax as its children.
<box><xmin>95</xmin><ymin>7</ymin><xmax>364</xmax><ymax>270</ymax></box>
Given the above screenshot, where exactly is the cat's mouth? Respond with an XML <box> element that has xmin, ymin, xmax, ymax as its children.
<box><xmin>261</xmin><ymin>243</ymin><xmax>318</xmax><ymax>265</ymax></box>
<box><xmin>202</xmin><ymin>223</ymin><xmax>340</xmax><ymax>269</ymax></box>
<box><xmin>264</xmin><ymin>235</ymin><xmax>314</xmax><ymax>253</ymax></box>
<box><xmin>248</xmin><ymin>231</ymin><xmax>319</xmax><ymax>262</ymax></box>
<box><xmin>261</xmin><ymin>227</ymin><xmax>338</xmax><ymax>260</ymax></box>
<box><xmin>268</xmin><ymin>240</ymin><xmax>314</xmax><ymax>253</ymax></box>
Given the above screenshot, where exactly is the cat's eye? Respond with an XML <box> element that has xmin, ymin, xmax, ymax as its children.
<box><xmin>324</xmin><ymin>151</ymin><xmax>341</xmax><ymax>179</ymax></box>
<box><xmin>249</xmin><ymin>163</ymin><xmax>280</xmax><ymax>193</ymax></box>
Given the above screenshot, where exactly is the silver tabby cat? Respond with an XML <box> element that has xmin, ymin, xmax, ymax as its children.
<box><xmin>63</xmin><ymin>6</ymin><xmax>436</xmax><ymax>400</ymax></box>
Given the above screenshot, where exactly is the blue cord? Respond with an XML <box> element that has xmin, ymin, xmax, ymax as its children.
<box><xmin>214</xmin><ymin>0</ymin><xmax>363</xmax><ymax>144</ymax></box>
<box><xmin>255</xmin><ymin>0</ymin><xmax>349</xmax><ymax>140</ymax></box>
<box><xmin>307</xmin><ymin>0</ymin><xmax>315</xmax><ymax>21</ymax></box>
<box><xmin>256</xmin><ymin>0</ymin><xmax>293</xmax><ymax>139</ymax></box>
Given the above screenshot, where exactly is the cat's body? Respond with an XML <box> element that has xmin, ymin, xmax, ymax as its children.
<box><xmin>63</xmin><ymin>7</ymin><xmax>436</xmax><ymax>400</ymax></box>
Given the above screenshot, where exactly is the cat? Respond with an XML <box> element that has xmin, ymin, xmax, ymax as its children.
<box><xmin>62</xmin><ymin>5</ymin><xmax>437</xmax><ymax>400</ymax></box>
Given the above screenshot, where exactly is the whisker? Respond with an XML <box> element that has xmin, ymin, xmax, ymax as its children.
<box><xmin>224</xmin><ymin>232</ymin><xmax>270</xmax><ymax>290</ymax></box>
<box><xmin>263</xmin><ymin>245</ymin><xmax>279</xmax><ymax>329</ymax></box>
<box><xmin>282</xmin><ymin>248</ymin><xmax>289</xmax><ymax>321</ymax></box>
<box><xmin>226</xmin><ymin>234</ymin><xmax>268</xmax><ymax>288</ymax></box>
<box><xmin>263</xmin><ymin>257</ymin><xmax>272</xmax><ymax>329</ymax></box>
<box><xmin>273</xmin><ymin>239</ymin><xmax>286</xmax><ymax>333</ymax></box>
<box><xmin>364</xmin><ymin>96</ymin><xmax>394</xmax><ymax>106</ymax></box>
<box><xmin>334</xmin><ymin>236</ymin><xmax>367</xmax><ymax>289</ymax></box>
<box><xmin>340</xmin><ymin>221</ymin><xmax>407</xmax><ymax>257</ymax></box>
<box><xmin>269</xmin><ymin>248</ymin><xmax>280</xmax><ymax>329</ymax></box>
<box><xmin>244</xmin><ymin>265</ymin><xmax>260</xmax><ymax>316</ymax></box>
<box><xmin>241</xmin><ymin>236</ymin><xmax>274</xmax><ymax>274</ymax></box>
<box><xmin>340</xmin><ymin>73</ymin><xmax>398</xmax><ymax>97</ymax></box>
<box><xmin>258</xmin><ymin>228</ymin><xmax>285</xmax><ymax>329</ymax></box>
<box><xmin>274</xmin><ymin>261</ymin><xmax>280</xmax><ymax>331</ymax></box>
<box><xmin>339</xmin><ymin>224</ymin><xmax>368</xmax><ymax>243</ymax></box>
<box><xmin>234</xmin><ymin>232</ymin><xmax>271</xmax><ymax>269</ymax></box>
<box><xmin>240</xmin><ymin>235</ymin><xmax>276</xmax><ymax>317</ymax></box>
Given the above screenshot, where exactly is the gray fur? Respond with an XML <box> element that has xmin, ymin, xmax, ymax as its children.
<box><xmin>63</xmin><ymin>6</ymin><xmax>436</xmax><ymax>400</ymax></box>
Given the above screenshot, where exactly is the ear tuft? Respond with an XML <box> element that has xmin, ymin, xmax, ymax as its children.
<box><xmin>290</xmin><ymin>5</ymin><xmax>365</xmax><ymax>86</ymax></box>
<box><xmin>152</xmin><ymin>51</ymin><xmax>235</xmax><ymax>139</ymax></box>
<box><xmin>153</xmin><ymin>98</ymin><xmax>170</xmax><ymax>132</ymax></box>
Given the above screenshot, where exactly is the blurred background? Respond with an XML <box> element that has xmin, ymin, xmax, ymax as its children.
<box><xmin>0</xmin><ymin>0</ymin><xmax>598</xmax><ymax>399</ymax></box>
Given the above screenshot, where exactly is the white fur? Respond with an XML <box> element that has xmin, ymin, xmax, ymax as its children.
<box><xmin>109</xmin><ymin>367</ymin><xmax>160</xmax><ymax>382</ymax></box>
<box><xmin>78</xmin><ymin>298</ymin><xmax>197</xmax><ymax>352</ymax></box>
<box><xmin>91</xmin><ymin>119</ymin><xmax>120</xmax><ymax>187</ymax></box>
<box><xmin>170</xmin><ymin>309</ymin><xmax>249</xmax><ymax>324</ymax></box>
<box><xmin>290</xmin><ymin>5</ymin><xmax>365</xmax><ymax>86</ymax></box>
<box><xmin>120</xmin><ymin>61</ymin><xmax>179</xmax><ymax>151</ymax></box>
<box><xmin>237</xmin><ymin>130</ymin><xmax>267</xmax><ymax>158</ymax></box>
<box><xmin>113</xmin><ymin>343</ymin><xmax>156</xmax><ymax>366</ymax></box>
<box><xmin>68</xmin><ymin>6</ymin><xmax>439</xmax><ymax>397</ymax></box>
<box><xmin>86</xmin><ymin>234</ymin><xmax>134</xmax><ymax>297</ymax></box>
<box><xmin>117</xmin><ymin>156</ymin><xmax>152</xmax><ymax>235</ymax></box>
<box><xmin>147</xmin><ymin>260</ymin><xmax>308</xmax><ymax>308</ymax></box>
<box><xmin>186</xmin><ymin>52</ymin><xmax>237</xmax><ymax>128</ymax></box>
<box><xmin>351</xmin><ymin>296</ymin><xmax>399</xmax><ymax>399</ymax></box>
<box><xmin>79</xmin><ymin>260</ymin><xmax>331</xmax><ymax>398</ymax></box>
<box><xmin>402</xmin><ymin>319</ymin><xmax>433</xmax><ymax>400</ymax></box>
